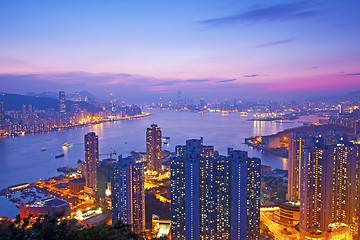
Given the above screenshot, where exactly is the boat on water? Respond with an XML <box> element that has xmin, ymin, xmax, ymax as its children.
<box><xmin>62</xmin><ymin>142</ymin><xmax>73</xmax><ymax>147</ymax></box>
<box><xmin>41</xmin><ymin>147</ymin><xmax>46</xmax><ymax>151</ymax></box>
<box><xmin>57</xmin><ymin>165</ymin><xmax>77</xmax><ymax>173</ymax></box>
<box><xmin>240</xmin><ymin>112</ymin><xmax>248</xmax><ymax>116</ymax></box>
<box><xmin>55</xmin><ymin>153</ymin><xmax>65</xmax><ymax>158</ymax></box>
<box><xmin>164</xmin><ymin>141</ymin><xmax>170</xmax><ymax>145</ymax></box>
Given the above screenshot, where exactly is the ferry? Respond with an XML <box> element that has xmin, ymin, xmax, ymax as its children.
<box><xmin>57</xmin><ymin>165</ymin><xmax>77</xmax><ymax>173</ymax></box>
<box><xmin>62</xmin><ymin>142</ymin><xmax>73</xmax><ymax>147</ymax></box>
<box><xmin>55</xmin><ymin>153</ymin><xmax>65</xmax><ymax>158</ymax></box>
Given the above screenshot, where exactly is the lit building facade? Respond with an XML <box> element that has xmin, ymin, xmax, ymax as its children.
<box><xmin>59</xmin><ymin>91</ymin><xmax>66</xmax><ymax>113</ymax></box>
<box><xmin>84</xmin><ymin>132</ymin><xmax>99</xmax><ymax>190</ymax></box>
<box><xmin>299</xmin><ymin>133</ymin><xmax>359</xmax><ymax>239</ymax></box>
<box><xmin>171</xmin><ymin>139</ymin><xmax>261</xmax><ymax>240</ymax></box>
<box><xmin>111</xmin><ymin>156</ymin><xmax>145</xmax><ymax>233</ymax></box>
<box><xmin>0</xmin><ymin>102</ymin><xmax>5</xmax><ymax>134</ymax></box>
<box><xmin>228</xmin><ymin>148</ymin><xmax>261</xmax><ymax>240</ymax></box>
<box><xmin>146</xmin><ymin>123</ymin><xmax>162</xmax><ymax>172</ymax></box>
<box><xmin>68</xmin><ymin>177</ymin><xmax>86</xmax><ymax>194</ymax></box>
<box><xmin>20</xmin><ymin>197</ymin><xmax>70</xmax><ymax>219</ymax></box>
<box><xmin>200</xmin><ymin>98</ymin><xmax>205</xmax><ymax>109</ymax></box>
<box><xmin>96</xmin><ymin>159</ymin><xmax>115</xmax><ymax>207</ymax></box>
<box><xmin>287</xmin><ymin>132</ymin><xmax>309</xmax><ymax>203</ymax></box>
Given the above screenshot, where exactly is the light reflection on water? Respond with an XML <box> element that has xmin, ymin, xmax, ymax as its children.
<box><xmin>282</xmin><ymin>158</ymin><xmax>288</xmax><ymax>170</ymax></box>
<box><xmin>0</xmin><ymin>110</ymin><xmax>318</xmax><ymax>218</ymax></box>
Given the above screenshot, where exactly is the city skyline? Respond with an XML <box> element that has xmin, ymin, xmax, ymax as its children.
<box><xmin>0</xmin><ymin>1</ymin><xmax>360</xmax><ymax>102</ymax></box>
<box><xmin>1</xmin><ymin>102</ymin><xmax>360</xmax><ymax>238</ymax></box>
<box><xmin>1</xmin><ymin>1</ymin><xmax>360</xmax><ymax>239</ymax></box>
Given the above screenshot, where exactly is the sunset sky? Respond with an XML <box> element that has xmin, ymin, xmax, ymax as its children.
<box><xmin>0</xmin><ymin>0</ymin><xmax>359</xmax><ymax>102</ymax></box>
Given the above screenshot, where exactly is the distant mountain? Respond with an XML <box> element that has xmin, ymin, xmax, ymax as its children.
<box><xmin>342</xmin><ymin>91</ymin><xmax>360</xmax><ymax>102</ymax></box>
<box><xmin>25</xmin><ymin>91</ymin><xmax>100</xmax><ymax>102</ymax></box>
<box><xmin>0</xmin><ymin>93</ymin><xmax>100</xmax><ymax>112</ymax></box>
<box><xmin>67</xmin><ymin>91</ymin><xmax>100</xmax><ymax>102</ymax></box>
<box><xmin>26</xmin><ymin>92</ymin><xmax>58</xmax><ymax>99</ymax></box>
<box><xmin>314</xmin><ymin>91</ymin><xmax>360</xmax><ymax>103</ymax></box>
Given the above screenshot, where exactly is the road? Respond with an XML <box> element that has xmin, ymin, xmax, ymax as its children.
<box><xmin>261</xmin><ymin>212</ymin><xmax>298</xmax><ymax>240</ymax></box>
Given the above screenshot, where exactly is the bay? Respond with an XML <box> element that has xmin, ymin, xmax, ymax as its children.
<box><xmin>0</xmin><ymin>110</ymin><xmax>319</xmax><ymax>218</ymax></box>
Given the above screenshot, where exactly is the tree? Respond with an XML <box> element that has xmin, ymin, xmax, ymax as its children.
<box><xmin>0</xmin><ymin>215</ymin><xmax>139</xmax><ymax>240</ymax></box>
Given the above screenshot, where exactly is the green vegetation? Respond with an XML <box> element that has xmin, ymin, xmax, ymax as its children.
<box><xmin>0</xmin><ymin>215</ymin><xmax>138</xmax><ymax>240</ymax></box>
<box><xmin>276</xmin><ymin>189</ymin><xmax>286</xmax><ymax>201</ymax></box>
<box><xmin>145</xmin><ymin>190</ymin><xmax>171</xmax><ymax>229</ymax></box>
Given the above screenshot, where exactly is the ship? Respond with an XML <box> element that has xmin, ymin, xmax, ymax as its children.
<box><xmin>55</xmin><ymin>153</ymin><xmax>65</xmax><ymax>158</ymax></box>
<box><xmin>62</xmin><ymin>142</ymin><xmax>73</xmax><ymax>147</ymax></box>
<box><xmin>57</xmin><ymin>165</ymin><xmax>77</xmax><ymax>173</ymax></box>
<box><xmin>162</xmin><ymin>137</ymin><xmax>170</xmax><ymax>145</ymax></box>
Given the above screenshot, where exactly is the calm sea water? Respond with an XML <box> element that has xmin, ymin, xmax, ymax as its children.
<box><xmin>0</xmin><ymin>110</ymin><xmax>319</xmax><ymax>218</ymax></box>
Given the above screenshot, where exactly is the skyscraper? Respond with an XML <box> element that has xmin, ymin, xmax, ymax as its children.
<box><xmin>59</xmin><ymin>91</ymin><xmax>66</xmax><ymax>113</ymax></box>
<box><xmin>228</xmin><ymin>148</ymin><xmax>261</xmax><ymax>240</ymax></box>
<box><xmin>171</xmin><ymin>139</ymin><xmax>261</xmax><ymax>240</ymax></box>
<box><xmin>199</xmin><ymin>98</ymin><xmax>205</xmax><ymax>109</ymax></box>
<box><xmin>84</xmin><ymin>132</ymin><xmax>99</xmax><ymax>190</ymax></box>
<box><xmin>111</xmin><ymin>156</ymin><xmax>145</xmax><ymax>233</ymax></box>
<box><xmin>299</xmin><ymin>134</ymin><xmax>358</xmax><ymax>239</ymax></box>
<box><xmin>96</xmin><ymin>159</ymin><xmax>115</xmax><ymax>207</ymax></box>
<box><xmin>287</xmin><ymin>132</ymin><xmax>309</xmax><ymax>202</ymax></box>
<box><xmin>146</xmin><ymin>124</ymin><xmax>162</xmax><ymax>172</ymax></box>
<box><xmin>0</xmin><ymin>102</ymin><xmax>5</xmax><ymax>133</ymax></box>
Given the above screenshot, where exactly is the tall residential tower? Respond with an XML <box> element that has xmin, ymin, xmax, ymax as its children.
<box><xmin>84</xmin><ymin>132</ymin><xmax>99</xmax><ymax>190</ymax></box>
<box><xmin>0</xmin><ymin>102</ymin><xmax>5</xmax><ymax>133</ymax></box>
<box><xmin>59</xmin><ymin>91</ymin><xmax>66</xmax><ymax>113</ymax></box>
<box><xmin>146</xmin><ymin>124</ymin><xmax>162</xmax><ymax>172</ymax></box>
<box><xmin>171</xmin><ymin>138</ymin><xmax>261</xmax><ymax>240</ymax></box>
<box><xmin>111</xmin><ymin>156</ymin><xmax>145</xmax><ymax>233</ymax></box>
<box><xmin>299</xmin><ymin>133</ymin><xmax>358</xmax><ymax>239</ymax></box>
<box><xmin>287</xmin><ymin>132</ymin><xmax>309</xmax><ymax>202</ymax></box>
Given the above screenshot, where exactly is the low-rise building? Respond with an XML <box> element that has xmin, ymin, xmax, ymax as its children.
<box><xmin>20</xmin><ymin>197</ymin><xmax>70</xmax><ymax>219</ymax></box>
<box><xmin>69</xmin><ymin>177</ymin><xmax>86</xmax><ymax>194</ymax></box>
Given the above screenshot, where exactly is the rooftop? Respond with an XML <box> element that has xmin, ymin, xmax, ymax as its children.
<box><xmin>29</xmin><ymin>197</ymin><xmax>69</xmax><ymax>207</ymax></box>
<box><xmin>69</xmin><ymin>177</ymin><xmax>85</xmax><ymax>184</ymax></box>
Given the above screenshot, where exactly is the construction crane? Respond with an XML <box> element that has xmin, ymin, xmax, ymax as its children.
<box><xmin>99</xmin><ymin>149</ymin><xmax>117</xmax><ymax>162</ymax></box>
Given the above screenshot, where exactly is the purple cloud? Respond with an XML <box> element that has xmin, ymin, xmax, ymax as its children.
<box><xmin>344</xmin><ymin>73</ymin><xmax>360</xmax><ymax>76</ymax></box>
<box><xmin>243</xmin><ymin>74</ymin><xmax>260</xmax><ymax>78</ymax></box>
<box><xmin>255</xmin><ymin>38</ymin><xmax>295</xmax><ymax>48</ymax></box>
<box><xmin>199</xmin><ymin>1</ymin><xmax>323</xmax><ymax>26</ymax></box>
<box><xmin>217</xmin><ymin>79</ymin><xmax>237</xmax><ymax>83</ymax></box>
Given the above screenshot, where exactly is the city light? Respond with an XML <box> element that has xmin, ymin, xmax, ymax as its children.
<box><xmin>0</xmin><ymin>1</ymin><xmax>359</xmax><ymax>238</ymax></box>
